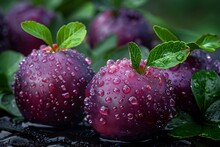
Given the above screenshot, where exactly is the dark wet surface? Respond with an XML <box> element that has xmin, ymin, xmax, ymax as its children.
<box><xmin>1</xmin><ymin>116</ymin><xmax>219</xmax><ymax>147</ymax></box>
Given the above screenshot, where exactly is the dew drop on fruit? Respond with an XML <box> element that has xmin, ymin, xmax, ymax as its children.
<box><xmin>84</xmin><ymin>97</ymin><xmax>90</xmax><ymax>106</ymax></box>
<box><xmin>19</xmin><ymin>91</ymin><xmax>24</xmax><ymax>97</ymax></box>
<box><xmin>105</xmin><ymin>96</ymin><xmax>112</xmax><ymax>103</ymax></box>
<box><xmin>98</xmin><ymin>90</ymin><xmax>104</xmax><ymax>97</ymax></box>
<box><xmin>125</xmin><ymin>70</ymin><xmax>135</xmax><ymax>78</ymax></box>
<box><xmin>49</xmin><ymin>83</ymin><xmax>55</xmax><ymax>91</ymax></box>
<box><xmin>99</xmin><ymin>117</ymin><xmax>106</xmax><ymax>125</ymax></box>
<box><xmin>127</xmin><ymin>113</ymin><xmax>134</xmax><ymax>120</ymax></box>
<box><xmin>85</xmin><ymin>57</ymin><xmax>92</xmax><ymax>65</ymax></box>
<box><xmin>62</xmin><ymin>92</ymin><xmax>70</xmax><ymax>99</ymax></box>
<box><xmin>61</xmin><ymin>85</ymin><xmax>66</xmax><ymax>91</ymax></box>
<box><xmin>170</xmin><ymin>98</ymin><xmax>175</xmax><ymax>107</ymax></box>
<box><xmin>129</xmin><ymin>96</ymin><xmax>138</xmax><ymax>105</ymax></box>
<box><xmin>108</xmin><ymin>65</ymin><xmax>118</xmax><ymax>74</ymax></box>
<box><xmin>113</xmin><ymin>77</ymin><xmax>121</xmax><ymax>85</ymax></box>
<box><xmin>113</xmin><ymin>88</ymin><xmax>120</xmax><ymax>94</ymax></box>
<box><xmin>115</xmin><ymin>114</ymin><xmax>120</xmax><ymax>120</ymax></box>
<box><xmin>98</xmin><ymin>80</ymin><xmax>104</xmax><ymax>87</ymax></box>
<box><xmin>72</xmin><ymin>89</ymin><xmax>78</xmax><ymax>95</ymax></box>
<box><xmin>99</xmin><ymin>106</ymin><xmax>109</xmax><ymax>115</ymax></box>
<box><xmin>147</xmin><ymin>94</ymin><xmax>152</xmax><ymax>101</ymax></box>
<box><xmin>118</xmin><ymin>99</ymin><xmax>124</xmax><ymax>104</ymax></box>
<box><xmin>122</xmin><ymin>85</ymin><xmax>131</xmax><ymax>94</ymax></box>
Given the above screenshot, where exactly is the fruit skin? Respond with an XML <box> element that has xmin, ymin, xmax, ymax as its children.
<box><xmin>151</xmin><ymin>49</ymin><xmax>220</xmax><ymax>116</ymax></box>
<box><xmin>0</xmin><ymin>10</ymin><xmax>9</xmax><ymax>52</ymax></box>
<box><xmin>84</xmin><ymin>58</ymin><xmax>176</xmax><ymax>141</ymax></box>
<box><xmin>5</xmin><ymin>2</ymin><xmax>55</xmax><ymax>56</ymax></box>
<box><xmin>87</xmin><ymin>8</ymin><xmax>154</xmax><ymax>49</ymax></box>
<box><xmin>14</xmin><ymin>46</ymin><xmax>94</xmax><ymax>126</ymax></box>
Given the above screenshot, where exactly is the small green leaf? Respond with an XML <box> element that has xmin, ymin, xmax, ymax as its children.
<box><xmin>191</xmin><ymin>70</ymin><xmax>220</xmax><ymax>114</ymax></box>
<box><xmin>153</xmin><ymin>25</ymin><xmax>179</xmax><ymax>42</ymax></box>
<box><xmin>21</xmin><ymin>21</ymin><xmax>53</xmax><ymax>47</ymax></box>
<box><xmin>57</xmin><ymin>22</ymin><xmax>86</xmax><ymax>49</ymax></box>
<box><xmin>205</xmin><ymin>100</ymin><xmax>220</xmax><ymax>123</ymax></box>
<box><xmin>0</xmin><ymin>93</ymin><xmax>22</xmax><ymax>117</ymax></box>
<box><xmin>196</xmin><ymin>34</ymin><xmax>220</xmax><ymax>52</ymax></box>
<box><xmin>147</xmin><ymin>41</ymin><xmax>190</xmax><ymax>69</ymax></box>
<box><xmin>128</xmin><ymin>42</ymin><xmax>142</xmax><ymax>73</ymax></box>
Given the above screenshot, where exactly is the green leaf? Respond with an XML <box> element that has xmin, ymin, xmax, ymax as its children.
<box><xmin>191</xmin><ymin>70</ymin><xmax>220</xmax><ymax>114</ymax></box>
<box><xmin>56</xmin><ymin>22</ymin><xmax>86</xmax><ymax>49</ymax></box>
<box><xmin>153</xmin><ymin>25</ymin><xmax>179</xmax><ymax>42</ymax></box>
<box><xmin>147</xmin><ymin>41</ymin><xmax>190</xmax><ymax>69</ymax></box>
<box><xmin>205</xmin><ymin>100</ymin><xmax>220</xmax><ymax>123</ymax></box>
<box><xmin>0</xmin><ymin>50</ymin><xmax>24</xmax><ymax>91</ymax></box>
<box><xmin>21</xmin><ymin>21</ymin><xmax>53</xmax><ymax>47</ymax></box>
<box><xmin>196</xmin><ymin>34</ymin><xmax>220</xmax><ymax>52</ymax></box>
<box><xmin>187</xmin><ymin>42</ymin><xmax>200</xmax><ymax>51</ymax></box>
<box><xmin>201</xmin><ymin>123</ymin><xmax>220</xmax><ymax>141</ymax></box>
<box><xmin>0</xmin><ymin>93</ymin><xmax>22</xmax><ymax>117</ymax></box>
<box><xmin>168</xmin><ymin>122</ymin><xmax>202</xmax><ymax>139</ymax></box>
<box><xmin>128</xmin><ymin>42</ymin><xmax>142</xmax><ymax>73</ymax></box>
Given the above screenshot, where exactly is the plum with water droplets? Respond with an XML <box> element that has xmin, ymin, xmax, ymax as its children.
<box><xmin>150</xmin><ymin>49</ymin><xmax>220</xmax><ymax>116</ymax></box>
<box><xmin>84</xmin><ymin>58</ymin><xmax>176</xmax><ymax>141</ymax></box>
<box><xmin>87</xmin><ymin>8</ymin><xmax>154</xmax><ymax>49</ymax></box>
<box><xmin>5</xmin><ymin>2</ymin><xmax>55</xmax><ymax>56</ymax></box>
<box><xmin>14</xmin><ymin>45</ymin><xmax>94</xmax><ymax>126</ymax></box>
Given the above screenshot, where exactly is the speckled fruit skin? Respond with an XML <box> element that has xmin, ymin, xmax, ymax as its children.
<box><xmin>14</xmin><ymin>46</ymin><xmax>94</xmax><ymax>126</ymax></box>
<box><xmin>5</xmin><ymin>2</ymin><xmax>55</xmax><ymax>56</ymax></box>
<box><xmin>87</xmin><ymin>8</ymin><xmax>154</xmax><ymax>49</ymax></box>
<box><xmin>152</xmin><ymin>50</ymin><xmax>220</xmax><ymax>116</ymax></box>
<box><xmin>84</xmin><ymin>58</ymin><xmax>176</xmax><ymax>141</ymax></box>
<box><xmin>0</xmin><ymin>11</ymin><xmax>9</xmax><ymax>52</ymax></box>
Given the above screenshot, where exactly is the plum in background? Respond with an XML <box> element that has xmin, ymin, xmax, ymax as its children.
<box><xmin>5</xmin><ymin>2</ymin><xmax>55</xmax><ymax>56</ymax></box>
<box><xmin>0</xmin><ymin>10</ymin><xmax>9</xmax><ymax>52</ymax></box>
<box><xmin>150</xmin><ymin>50</ymin><xmax>220</xmax><ymax>117</ymax></box>
<box><xmin>87</xmin><ymin>8</ymin><xmax>154</xmax><ymax>49</ymax></box>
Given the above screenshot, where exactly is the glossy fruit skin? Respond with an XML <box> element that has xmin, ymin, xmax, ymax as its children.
<box><xmin>153</xmin><ymin>50</ymin><xmax>220</xmax><ymax>116</ymax></box>
<box><xmin>5</xmin><ymin>2</ymin><xmax>55</xmax><ymax>56</ymax></box>
<box><xmin>0</xmin><ymin>11</ymin><xmax>9</xmax><ymax>52</ymax></box>
<box><xmin>87</xmin><ymin>8</ymin><xmax>154</xmax><ymax>49</ymax></box>
<box><xmin>84</xmin><ymin>58</ymin><xmax>176</xmax><ymax>141</ymax></box>
<box><xmin>14</xmin><ymin>47</ymin><xmax>94</xmax><ymax>126</ymax></box>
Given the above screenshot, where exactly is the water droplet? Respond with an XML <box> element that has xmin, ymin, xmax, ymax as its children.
<box><xmin>176</xmin><ymin>53</ymin><xmax>185</xmax><ymax>61</ymax></box>
<box><xmin>129</xmin><ymin>96</ymin><xmax>138</xmax><ymax>105</ymax></box>
<box><xmin>118</xmin><ymin>99</ymin><xmax>124</xmax><ymax>104</ymax></box>
<box><xmin>170</xmin><ymin>98</ymin><xmax>175</xmax><ymax>107</ymax></box>
<box><xmin>71</xmin><ymin>72</ymin><xmax>75</xmax><ymax>77</ymax></box>
<box><xmin>115</xmin><ymin>114</ymin><xmax>120</xmax><ymax>120</ymax></box>
<box><xmin>125</xmin><ymin>70</ymin><xmax>135</xmax><ymax>78</ymax></box>
<box><xmin>127</xmin><ymin>113</ymin><xmax>134</xmax><ymax>120</ymax></box>
<box><xmin>61</xmin><ymin>85</ymin><xmax>66</xmax><ymax>91</ymax></box>
<box><xmin>108</xmin><ymin>65</ymin><xmax>118</xmax><ymax>74</ymax></box>
<box><xmin>99</xmin><ymin>106</ymin><xmax>109</xmax><ymax>115</ymax></box>
<box><xmin>85</xmin><ymin>57</ymin><xmax>92</xmax><ymax>65</ymax></box>
<box><xmin>49</xmin><ymin>83</ymin><xmax>55</xmax><ymax>91</ymax></box>
<box><xmin>113</xmin><ymin>78</ymin><xmax>121</xmax><ymax>84</ymax></box>
<box><xmin>19</xmin><ymin>91</ymin><xmax>24</xmax><ymax>97</ymax></box>
<box><xmin>147</xmin><ymin>94</ymin><xmax>152</xmax><ymax>101</ymax></box>
<box><xmin>73</xmin><ymin>89</ymin><xmax>78</xmax><ymax>95</ymax></box>
<box><xmin>105</xmin><ymin>96</ymin><xmax>112</xmax><ymax>103</ymax></box>
<box><xmin>122</xmin><ymin>85</ymin><xmax>131</xmax><ymax>94</ymax></box>
<box><xmin>113</xmin><ymin>88</ymin><xmax>120</xmax><ymax>94</ymax></box>
<box><xmin>99</xmin><ymin>117</ymin><xmax>106</xmax><ymax>125</ymax></box>
<box><xmin>62</xmin><ymin>92</ymin><xmax>70</xmax><ymax>98</ymax></box>
<box><xmin>84</xmin><ymin>97</ymin><xmax>90</xmax><ymax>106</ymax></box>
<box><xmin>98</xmin><ymin>90</ymin><xmax>104</xmax><ymax>97</ymax></box>
<box><xmin>98</xmin><ymin>80</ymin><xmax>104</xmax><ymax>87</ymax></box>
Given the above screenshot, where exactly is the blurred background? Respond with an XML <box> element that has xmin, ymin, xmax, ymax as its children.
<box><xmin>1</xmin><ymin>0</ymin><xmax>219</xmax><ymax>39</ymax></box>
<box><xmin>0</xmin><ymin>0</ymin><xmax>220</xmax><ymax>71</ymax></box>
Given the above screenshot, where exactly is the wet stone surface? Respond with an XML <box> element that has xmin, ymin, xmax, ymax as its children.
<box><xmin>0</xmin><ymin>116</ymin><xmax>220</xmax><ymax>147</ymax></box>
